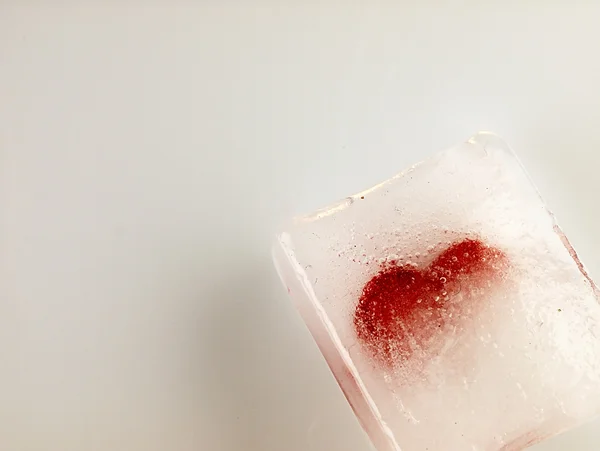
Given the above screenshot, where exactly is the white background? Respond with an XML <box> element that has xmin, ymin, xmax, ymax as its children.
<box><xmin>2</xmin><ymin>3</ymin><xmax>600</xmax><ymax>451</ymax></box>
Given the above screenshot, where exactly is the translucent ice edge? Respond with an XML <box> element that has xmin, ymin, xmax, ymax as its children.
<box><xmin>291</xmin><ymin>133</ymin><xmax>495</xmax><ymax>223</ymax></box>
<box><xmin>276</xmin><ymin>232</ymin><xmax>402</xmax><ymax>451</ymax></box>
<box><xmin>468</xmin><ymin>131</ymin><xmax>600</xmax><ymax>298</ymax></box>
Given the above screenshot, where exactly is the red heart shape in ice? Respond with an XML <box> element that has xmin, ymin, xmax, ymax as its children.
<box><xmin>353</xmin><ymin>238</ymin><xmax>507</xmax><ymax>367</ymax></box>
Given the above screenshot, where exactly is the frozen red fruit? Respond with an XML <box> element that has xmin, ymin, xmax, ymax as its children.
<box><xmin>354</xmin><ymin>238</ymin><xmax>507</xmax><ymax>367</ymax></box>
<box><xmin>273</xmin><ymin>133</ymin><xmax>600</xmax><ymax>451</ymax></box>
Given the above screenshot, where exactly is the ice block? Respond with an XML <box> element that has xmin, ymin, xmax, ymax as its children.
<box><xmin>272</xmin><ymin>132</ymin><xmax>600</xmax><ymax>451</ymax></box>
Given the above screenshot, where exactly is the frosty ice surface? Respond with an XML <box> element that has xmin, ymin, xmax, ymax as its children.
<box><xmin>272</xmin><ymin>133</ymin><xmax>600</xmax><ymax>451</ymax></box>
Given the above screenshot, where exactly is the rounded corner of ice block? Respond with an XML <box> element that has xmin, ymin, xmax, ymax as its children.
<box><xmin>272</xmin><ymin>230</ymin><xmax>291</xmax><ymax>248</ymax></box>
<box><xmin>466</xmin><ymin>131</ymin><xmax>516</xmax><ymax>156</ymax></box>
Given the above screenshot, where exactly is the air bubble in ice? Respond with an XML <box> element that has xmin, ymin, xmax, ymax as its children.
<box><xmin>440</xmin><ymin>277</ymin><xmax>447</xmax><ymax>283</ymax></box>
<box><xmin>451</xmin><ymin>256</ymin><xmax>458</xmax><ymax>262</ymax></box>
